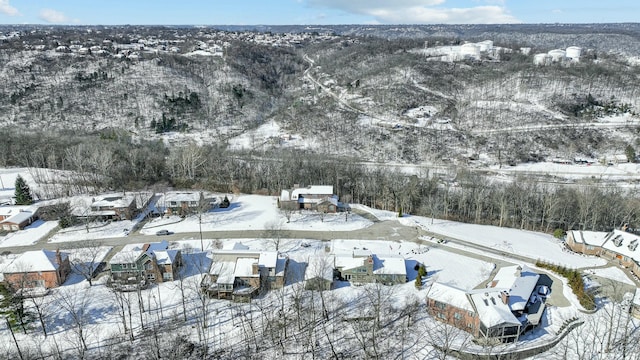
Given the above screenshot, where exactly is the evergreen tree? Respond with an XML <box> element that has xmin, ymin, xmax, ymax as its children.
<box><xmin>14</xmin><ymin>175</ymin><xmax>33</xmax><ymax>205</ymax></box>
<box><xmin>625</xmin><ymin>144</ymin><xmax>636</xmax><ymax>163</ymax></box>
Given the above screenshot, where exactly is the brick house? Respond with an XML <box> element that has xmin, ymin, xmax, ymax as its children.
<box><xmin>426</xmin><ymin>265</ymin><xmax>545</xmax><ymax>343</ymax></box>
<box><xmin>3</xmin><ymin>249</ymin><xmax>71</xmax><ymax>291</ymax></box>
<box><xmin>566</xmin><ymin>229</ymin><xmax>640</xmax><ymax>278</ymax></box>
<box><xmin>0</xmin><ymin>210</ymin><xmax>36</xmax><ymax>231</ymax></box>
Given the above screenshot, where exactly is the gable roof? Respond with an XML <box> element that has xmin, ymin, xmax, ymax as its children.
<box><xmin>4</xmin><ymin>249</ymin><xmax>68</xmax><ymax>273</ymax></box>
<box><xmin>468</xmin><ymin>289</ymin><xmax>521</xmax><ymax>328</ymax></box>
<box><xmin>490</xmin><ymin>265</ymin><xmax>539</xmax><ymax>312</ymax></box>
<box><xmin>427</xmin><ymin>282</ymin><xmax>474</xmax><ymax>312</ymax></box>
<box><xmin>601</xmin><ymin>230</ymin><xmax>640</xmax><ymax>262</ymax></box>
<box><xmin>110</xmin><ymin>240</ymin><xmax>170</xmax><ymax>264</ymax></box>
<box><xmin>1</xmin><ymin>210</ymin><xmax>34</xmax><ymax>225</ymax></box>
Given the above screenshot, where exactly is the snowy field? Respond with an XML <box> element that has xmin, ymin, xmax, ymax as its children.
<box><xmin>0</xmin><ymin>220</ymin><xmax>58</xmax><ymax>248</ymax></box>
<box><xmin>402</xmin><ymin>215</ymin><xmax>607</xmax><ymax>268</ymax></box>
<box><xmin>48</xmin><ymin>219</ymin><xmax>135</xmax><ymax>243</ymax></box>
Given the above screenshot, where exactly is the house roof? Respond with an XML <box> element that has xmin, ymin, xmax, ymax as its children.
<box><xmin>223</xmin><ymin>242</ymin><xmax>250</xmax><ymax>251</ymax></box>
<box><xmin>568</xmin><ymin>230</ymin><xmax>609</xmax><ymax>246</ymax></box>
<box><xmin>0</xmin><ymin>205</ymin><xmax>32</xmax><ymax>217</ymax></box>
<box><xmin>163</xmin><ymin>192</ymin><xmax>201</xmax><ymax>203</ymax></box>
<box><xmin>468</xmin><ymin>289</ymin><xmax>521</xmax><ymax>328</ymax></box>
<box><xmin>4</xmin><ymin>249</ymin><xmax>68</xmax><ymax>273</ymax></box>
<box><xmin>305</xmin><ymin>256</ymin><xmax>334</xmax><ymax>281</ymax></box>
<box><xmin>154</xmin><ymin>249</ymin><xmax>179</xmax><ymax>265</ymax></box>
<box><xmin>1</xmin><ymin>210</ymin><xmax>34</xmax><ymax>225</ymax></box>
<box><xmin>427</xmin><ymin>282</ymin><xmax>474</xmax><ymax>312</ymax></box>
<box><xmin>373</xmin><ymin>254</ymin><xmax>407</xmax><ymax>276</ymax></box>
<box><xmin>490</xmin><ymin>265</ymin><xmax>539</xmax><ymax>312</ymax></box>
<box><xmin>258</xmin><ymin>252</ymin><xmax>278</xmax><ymax>268</ymax></box>
<box><xmin>633</xmin><ymin>288</ymin><xmax>640</xmax><ymax>307</ymax></box>
<box><xmin>601</xmin><ymin>230</ymin><xmax>640</xmax><ymax>262</ymax></box>
<box><xmin>281</xmin><ymin>185</ymin><xmax>334</xmax><ymax>201</ymax></box>
<box><xmin>234</xmin><ymin>258</ymin><xmax>258</xmax><ymax>277</ymax></box>
<box><xmin>211</xmin><ymin>261</ymin><xmax>236</xmax><ymax>284</ymax></box>
<box><xmin>91</xmin><ymin>193</ymin><xmax>136</xmax><ymax>209</ymax></box>
<box><xmin>110</xmin><ymin>240</ymin><xmax>170</xmax><ymax>264</ymax></box>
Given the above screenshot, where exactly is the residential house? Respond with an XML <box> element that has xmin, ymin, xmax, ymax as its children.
<box><xmin>304</xmin><ymin>256</ymin><xmax>334</xmax><ymax>291</ymax></box>
<box><xmin>0</xmin><ymin>209</ymin><xmax>36</xmax><ymax>231</ymax></box>
<box><xmin>202</xmin><ymin>242</ymin><xmax>288</xmax><ymax>302</ymax></box>
<box><xmin>89</xmin><ymin>193</ymin><xmax>147</xmax><ymax>220</ymax></box>
<box><xmin>162</xmin><ymin>192</ymin><xmax>208</xmax><ymax>215</ymax></box>
<box><xmin>566</xmin><ymin>230</ymin><xmax>609</xmax><ymax>256</ymax></box>
<box><xmin>279</xmin><ymin>185</ymin><xmax>339</xmax><ymax>212</ymax></box>
<box><xmin>426</xmin><ymin>265</ymin><xmax>545</xmax><ymax>343</ymax></box>
<box><xmin>567</xmin><ymin>229</ymin><xmax>640</xmax><ymax>278</ymax></box>
<box><xmin>3</xmin><ymin>249</ymin><xmax>71</xmax><ymax>293</ymax></box>
<box><xmin>109</xmin><ymin>240</ymin><xmax>182</xmax><ymax>289</ymax></box>
<box><xmin>333</xmin><ymin>249</ymin><xmax>407</xmax><ymax>286</ymax></box>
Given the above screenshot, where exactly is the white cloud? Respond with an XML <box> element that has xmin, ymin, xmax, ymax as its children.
<box><xmin>0</xmin><ymin>0</ymin><xmax>19</xmax><ymax>16</ymax></box>
<box><xmin>39</xmin><ymin>8</ymin><xmax>69</xmax><ymax>23</ymax></box>
<box><xmin>307</xmin><ymin>0</ymin><xmax>519</xmax><ymax>24</ymax></box>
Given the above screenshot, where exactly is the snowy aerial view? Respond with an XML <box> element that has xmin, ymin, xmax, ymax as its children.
<box><xmin>2</xmin><ymin>1</ymin><xmax>640</xmax><ymax>359</ymax></box>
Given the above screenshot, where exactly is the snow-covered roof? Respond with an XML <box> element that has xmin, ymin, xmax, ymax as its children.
<box><xmin>0</xmin><ymin>205</ymin><xmax>31</xmax><ymax>218</ymax></box>
<box><xmin>110</xmin><ymin>241</ymin><xmax>169</xmax><ymax>264</ymax></box>
<box><xmin>427</xmin><ymin>282</ymin><xmax>474</xmax><ymax>312</ymax></box>
<box><xmin>210</xmin><ymin>261</ymin><xmax>236</xmax><ymax>284</ymax></box>
<box><xmin>163</xmin><ymin>192</ymin><xmax>200</xmax><ymax>203</ymax></box>
<box><xmin>569</xmin><ymin>230</ymin><xmax>609</xmax><ymax>246</ymax></box>
<box><xmin>1</xmin><ymin>210</ymin><xmax>34</xmax><ymax>224</ymax></box>
<box><xmin>305</xmin><ymin>256</ymin><xmax>334</xmax><ymax>281</ymax></box>
<box><xmin>490</xmin><ymin>265</ymin><xmax>540</xmax><ymax>312</ymax></box>
<box><xmin>258</xmin><ymin>252</ymin><xmax>277</xmax><ymax>269</ymax></box>
<box><xmin>601</xmin><ymin>230</ymin><xmax>640</xmax><ymax>262</ymax></box>
<box><xmin>91</xmin><ymin>193</ymin><xmax>136</xmax><ymax>209</ymax></box>
<box><xmin>468</xmin><ymin>289</ymin><xmax>521</xmax><ymax>328</ymax></box>
<box><xmin>234</xmin><ymin>258</ymin><xmax>258</xmax><ymax>277</ymax></box>
<box><xmin>154</xmin><ymin>249</ymin><xmax>179</xmax><ymax>265</ymax></box>
<box><xmin>334</xmin><ymin>253</ymin><xmax>367</xmax><ymax>271</ymax></box>
<box><xmin>4</xmin><ymin>249</ymin><xmax>68</xmax><ymax>273</ymax></box>
<box><xmin>633</xmin><ymin>288</ymin><xmax>640</xmax><ymax>307</ymax></box>
<box><xmin>373</xmin><ymin>254</ymin><xmax>406</xmax><ymax>276</ymax></box>
<box><xmin>291</xmin><ymin>185</ymin><xmax>333</xmax><ymax>198</ymax></box>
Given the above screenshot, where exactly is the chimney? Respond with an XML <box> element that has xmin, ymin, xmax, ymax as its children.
<box><xmin>514</xmin><ymin>265</ymin><xmax>522</xmax><ymax>277</ymax></box>
<box><xmin>55</xmin><ymin>248</ymin><xmax>62</xmax><ymax>265</ymax></box>
<box><xmin>501</xmin><ymin>291</ymin><xmax>510</xmax><ymax>305</ymax></box>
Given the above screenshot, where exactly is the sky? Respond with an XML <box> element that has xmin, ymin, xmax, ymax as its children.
<box><xmin>0</xmin><ymin>0</ymin><xmax>639</xmax><ymax>25</ymax></box>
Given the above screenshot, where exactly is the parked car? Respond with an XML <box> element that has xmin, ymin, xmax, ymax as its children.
<box><xmin>155</xmin><ymin>229</ymin><xmax>171</xmax><ymax>236</ymax></box>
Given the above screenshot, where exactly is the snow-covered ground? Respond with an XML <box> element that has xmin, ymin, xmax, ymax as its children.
<box><xmin>139</xmin><ymin>194</ymin><xmax>372</xmax><ymax>234</ymax></box>
<box><xmin>48</xmin><ymin>219</ymin><xmax>135</xmax><ymax>243</ymax></box>
<box><xmin>589</xmin><ymin>266</ymin><xmax>636</xmax><ymax>286</ymax></box>
<box><xmin>0</xmin><ymin>219</ymin><xmax>58</xmax><ymax>248</ymax></box>
<box><xmin>402</xmin><ymin>215</ymin><xmax>607</xmax><ymax>268</ymax></box>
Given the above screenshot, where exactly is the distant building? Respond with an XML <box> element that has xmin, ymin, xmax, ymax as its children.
<box><xmin>279</xmin><ymin>185</ymin><xmax>339</xmax><ymax>212</ymax></box>
<box><xmin>161</xmin><ymin>191</ymin><xmax>208</xmax><ymax>215</ymax></box>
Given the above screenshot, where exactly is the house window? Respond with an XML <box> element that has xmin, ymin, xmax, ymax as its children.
<box><xmin>468</xmin><ymin>311</ymin><xmax>474</xmax><ymax>317</ymax></box>
<box><xmin>121</xmin><ymin>264</ymin><xmax>128</xmax><ymax>269</ymax></box>
<box><xmin>586</xmin><ymin>245</ymin><xmax>594</xmax><ymax>250</ymax></box>
<box><xmin>163</xmin><ymin>272</ymin><xmax>172</xmax><ymax>281</ymax></box>
<box><xmin>454</xmin><ymin>313</ymin><xmax>462</xmax><ymax>320</ymax></box>
<box><xmin>437</xmin><ymin>313</ymin><xmax>446</xmax><ymax>320</ymax></box>
<box><xmin>467</xmin><ymin>323</ymin><xmax>474</xmax><ymax>328</ymax></box>
<box><xmin>435</xmin><ymin>302</ymin><xmax>446</xmax><ymax>310</ymax></box>
<box><xmin>146</xmin><ymin>274</ymin><xmax>155</xmax><ymax>280</ymax></box>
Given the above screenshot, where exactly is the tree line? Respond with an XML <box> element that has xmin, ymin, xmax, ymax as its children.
<box><xmin>1</xmin><ymin>128</ymin><xmax>637</xmax><ymax>233</ymax></box>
